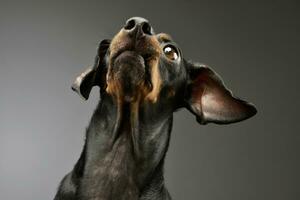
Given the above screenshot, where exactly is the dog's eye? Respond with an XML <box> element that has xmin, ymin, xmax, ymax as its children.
<box><xmin>163</xmin><ymin>45</ymin><xmax>179</xmax><ymax>61</ymax></box>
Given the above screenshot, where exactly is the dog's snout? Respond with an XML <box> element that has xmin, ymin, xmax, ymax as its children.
<box><xmin>124</xmin><ymin>17</ymin><xmax>153</xmax><ymax>36</ymax></box>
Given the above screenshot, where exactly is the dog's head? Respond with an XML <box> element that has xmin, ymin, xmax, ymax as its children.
<box><xmin>72</xmin><ymin>17</ymin><xmax>256</xmax><ymax>124</ymax></box>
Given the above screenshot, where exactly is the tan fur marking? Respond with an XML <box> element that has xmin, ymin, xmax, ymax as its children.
<box><xmin>167</xmin><ymin>88</ymin><xmax>176</xmax><ymax>98</ymax></box>
<box><xmin>146</xmin><ymin>57</ymin><xmax>162</xmax><ymax>103</ymax></box>
<box><xmin>144</xmin><ymin>36</ymin><xmax>163</xmax><ymax>103</ymax></box>
<box><xmin>158</xmin><ymin>33</ymin><xmax>172</xmax><ymax>42</ymax></box>
<box><xmin>109</xmin><ymin>30</ymin><xmax>127</xmax><ymax>59</ymax></box>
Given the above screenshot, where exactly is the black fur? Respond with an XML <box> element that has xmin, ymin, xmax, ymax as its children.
<box><xmin>54</xmin><ymin>17</ymin><xmax>256</xmax><ymax>200</ymax></box>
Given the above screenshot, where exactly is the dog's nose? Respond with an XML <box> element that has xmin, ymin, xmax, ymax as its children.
<box><xmin>123</xmin><ymin>17</ymin><xmax>153</xmax><ymax>36</ymax></box>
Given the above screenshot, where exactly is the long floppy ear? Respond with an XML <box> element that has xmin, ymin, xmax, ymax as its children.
<box><xmin>184</xmin><ymin>62</ymin><xmax>257</xmax><ymax>124</ymax></box>
<box><xmin>71</xmin><ymin>39</ymin><xmax>110</xmax><ymax>100</ymax></box>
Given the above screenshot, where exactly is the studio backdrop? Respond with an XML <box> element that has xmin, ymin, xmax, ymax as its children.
<box><xmin>0</xmin><ymin>1</ymin><xmax>299</xmax><ymax>200</ymax></box>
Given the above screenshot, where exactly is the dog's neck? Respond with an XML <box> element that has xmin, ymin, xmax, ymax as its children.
<box><xmin>80</xmin><ymin>93</ymin><xmax>173</xmax><ymax>199</ymax></box>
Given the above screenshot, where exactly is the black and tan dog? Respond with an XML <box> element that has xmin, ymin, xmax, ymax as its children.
<box><xmin>54</xmin><ymin>17</ymin><xmax>257</xmax><ymax>200</ymax></box>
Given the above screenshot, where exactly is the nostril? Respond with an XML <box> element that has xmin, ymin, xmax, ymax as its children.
<box><xmin>124</xmin><ymin>19</ymin><xmax>135</xmax><ymax>30</ymax></box>
<box><xmin>142</xmin><ymin>22</ymin><xmax>152</xmax><ymax>35</ymax></box>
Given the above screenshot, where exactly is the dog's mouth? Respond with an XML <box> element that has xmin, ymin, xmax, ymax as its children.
<box><xmin>107</xmin><ymin>50</ymin><xmax>152</xmax><ymax>102</ymax></box>
<box><xmin>106</xmin><ymin>30</ymin><xmax>162</xmax><ymax>103</ymax></box>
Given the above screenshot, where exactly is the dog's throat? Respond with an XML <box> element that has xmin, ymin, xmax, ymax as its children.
<box><xmin>81</xmin><ymin>94</ymin><xmax>173</xmax><ymax>200</ymax></box>
<box><xmin>111</xmin><ymin>100</ymin><xmax>141</xmax><ymax>158</ymax></box>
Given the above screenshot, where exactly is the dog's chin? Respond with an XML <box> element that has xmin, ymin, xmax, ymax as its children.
<box><xmin>108</xmin><ymin>51</ymin><xmax>151</xmax><ymax>102</ymax></box>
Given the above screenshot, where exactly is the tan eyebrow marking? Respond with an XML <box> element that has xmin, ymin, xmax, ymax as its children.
<box><xmin>157</xmin><ymin>33</ymin><xmax>172</xmax><ymax>43</ymax></box>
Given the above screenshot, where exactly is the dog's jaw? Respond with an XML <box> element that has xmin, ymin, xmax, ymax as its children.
<box><xmin>106</xmin><ymin>28</ymin><xmax>162</xmax><ymax>104</ymax></box>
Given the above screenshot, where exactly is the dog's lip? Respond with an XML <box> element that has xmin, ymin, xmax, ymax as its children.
<box><xmin>114</xmin><ymin>50</ymin><xmax>146</xmax><ymax>67</ymax></box>
<box><xmin>111</xmin><ymin>49</ymin><xmax>153</xmax><ymax>64</ymax></box>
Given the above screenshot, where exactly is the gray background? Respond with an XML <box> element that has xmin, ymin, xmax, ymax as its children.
<box><xmin>0</xmin><ymin>0</ymin><xmax>299</xmax><ymax>199</ymax></box>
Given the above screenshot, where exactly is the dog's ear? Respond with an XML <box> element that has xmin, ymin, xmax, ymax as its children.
<box><xmin>184</xmin><ymin>62</ymin><xmax>257</xmax><ymax>124</ymax></box>
<box><xmin>72</xmin><ymin>39</ymin><xmax>110</xmax><ymax>100</ymax></box>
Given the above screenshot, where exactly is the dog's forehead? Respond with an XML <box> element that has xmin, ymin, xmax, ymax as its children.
<box><xmin>156</xmin><ymin>33</ymin><xmax>173</xmax><ymax>43</ymax></box>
